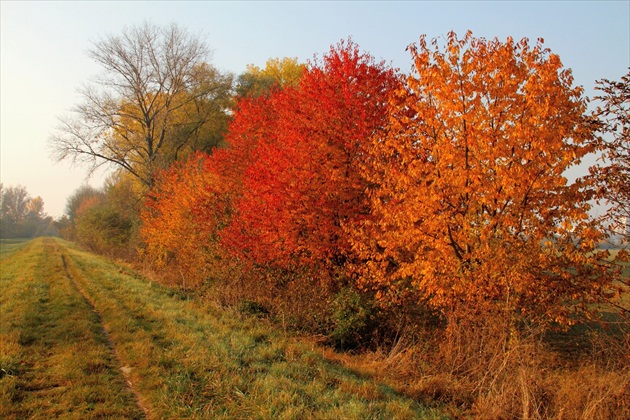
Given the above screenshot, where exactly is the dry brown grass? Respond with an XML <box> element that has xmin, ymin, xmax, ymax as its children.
<box><xmin>310</xmin><ymin>315</ymin><xmax>630</xmax><ymax>419</ymax></box>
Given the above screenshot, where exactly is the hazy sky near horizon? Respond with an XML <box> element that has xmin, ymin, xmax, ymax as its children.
<box><xmin>1</xmin><ymin>1</ymin><xmax>629</xmax><ymax>218</ymax></box>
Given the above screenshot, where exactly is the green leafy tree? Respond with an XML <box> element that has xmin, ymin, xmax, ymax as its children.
<box><xmin>64</xmin><ymin>173</ymin><xmax>140</xmax><ymax>257</ymax></box>
<box><xmin>64</xmin><ymin>185</ymin><xmax>104</xmax><ymax>235</ymax></box>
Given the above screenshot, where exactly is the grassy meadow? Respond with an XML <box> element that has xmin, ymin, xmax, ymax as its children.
<box><xmin>0</xmin><ymin>238</ymin><xmax>145</xmax><ymax>419</ymax></box>
<box><xmin>0</xmin><ymin>238</ymin><xmax>445</xmax><ymax>419</ymax></box>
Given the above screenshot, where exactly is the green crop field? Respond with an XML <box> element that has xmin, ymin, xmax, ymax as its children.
<box><xmin>0</xmin><ymin>237</ymin><xmax>445</xmax><ymax>419</ymax></box>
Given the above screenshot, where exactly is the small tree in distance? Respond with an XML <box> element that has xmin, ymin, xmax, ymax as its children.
<box><xmin>0</xmin><ymin>185</ymin><xmax>55</xmax><ymax>238</ymax></box>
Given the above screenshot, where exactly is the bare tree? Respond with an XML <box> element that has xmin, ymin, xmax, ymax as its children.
<box><xmin>50</xmin><ymin>22</ymin><xmax>233</xmax><ymax>187</ymax></box>
<box><xmin>590</xmin><ymin>70</ymin><xmax>630</xmax><ymax>243</ymax></box>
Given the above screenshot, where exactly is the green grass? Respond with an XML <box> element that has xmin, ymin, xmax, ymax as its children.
<box><xmin>0</xmin><ymin>238</ymin><xmax>29</xmax><ymax>257</ymax></box>
<box><xmin>1</xmin><ymin>238</ymin><xmax>445</xmax><ymax>419</ymax></box>
<box><xmin>0</xmin><ymin>238</ymin><xmax>144</xmax><ymax>419</ymax></box>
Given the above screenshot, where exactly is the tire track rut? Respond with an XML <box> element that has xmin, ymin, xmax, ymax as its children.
<box><xmin>57</xmin><ymin>246</ymin><xmax>151</xmax><ymax>419</ymax></box>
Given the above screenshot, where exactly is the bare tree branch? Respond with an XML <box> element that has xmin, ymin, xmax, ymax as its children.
<box><xmin>50</xmin><ymin>22</ymin><xmax>233</xmax><ymax>188</ymax></box>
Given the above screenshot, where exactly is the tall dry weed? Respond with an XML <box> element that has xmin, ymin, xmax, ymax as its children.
<box><xmin>401</xmin><ymin>316</ymin><xmax>630</xmax><ymax>419</ymax></box>
<box><xmin>210</xmin><ymin>265</ymin><xmax>338</xmax><ymax>334</ymax></box>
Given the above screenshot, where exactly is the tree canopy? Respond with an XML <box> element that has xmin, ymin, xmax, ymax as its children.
<box><xmin>50</xmin><ymin>22</ymin><xmax>233</xmax><ymax>187</ymax></box>
<box><xmin>350</xmin><ymin>32</ymin><xmax>609</xmax><ymax>325</ymax></box>
<box><xmin>222</xmin><ymin>40</ymin><xmax>400</xmax><ymax>279</ymax></box>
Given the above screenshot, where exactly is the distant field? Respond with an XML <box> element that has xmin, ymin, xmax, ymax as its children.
<box><xmin>0</xmin><ymin>238</ymin><xmax>29</xmax><ymax>256</ymax></box>
<box><xmin>0</xmin><ymin>237</ymin><xmax>445</xmax><ymax>419</ymax></box>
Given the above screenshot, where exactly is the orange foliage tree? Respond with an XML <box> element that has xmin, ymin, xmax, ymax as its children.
<box><xmin>352</xmin><ymin>32</ymin><xmax>612</xmax><ymax>327</ymax></box>
<box><xmin>221</xmin><ymin>40</ymin><xmax>400</xmax><ymax>284</ymax></box>
<box><xmin>141</xmin><ymin>152</ymin><xmax>231</xmax><ymax>287</ymax></box>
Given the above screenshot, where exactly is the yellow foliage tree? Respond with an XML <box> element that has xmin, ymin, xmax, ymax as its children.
<box><xmin>107</xmin><ymin>64</ymin><xmax>233</xmax><ymax>188</ymax></box>
<box><xmin>236</xmin><ymin>57</ymin><xmax>305</xmax><ymax>98</ymax></box>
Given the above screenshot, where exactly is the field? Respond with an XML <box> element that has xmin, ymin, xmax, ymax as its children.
<box><xmin>0</xmin><ymin>238</ymin><xmax>445</xmax><ymax>419</ymax></box>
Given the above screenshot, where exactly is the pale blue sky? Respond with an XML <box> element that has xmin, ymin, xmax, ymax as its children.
<box><xmin>1</xmin><ymin>1</ymin><xmax>629</xmax><ymax>217</ymax></box>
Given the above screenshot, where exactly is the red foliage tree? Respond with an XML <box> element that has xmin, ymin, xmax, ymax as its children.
<box><xmin>140</xmin><ymin>75</ymin><xmax>300</xmax><ymax>287</ymax></box>
<box><xmin>221</xmin><ymin>40</ymin><xmax>400</xmax><ymax>282</ymax></box>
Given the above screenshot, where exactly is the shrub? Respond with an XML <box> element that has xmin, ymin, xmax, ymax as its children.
<box><xmin>329</xmin><ymin>287</ymin><xmax>377</xmax><ymax>350</ymax></box>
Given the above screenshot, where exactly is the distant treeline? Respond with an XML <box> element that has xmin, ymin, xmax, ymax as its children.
<box><xmin>0</xmin><ymin>184</ymin><xmax>57</xmax><ymax>239</ymax></box>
